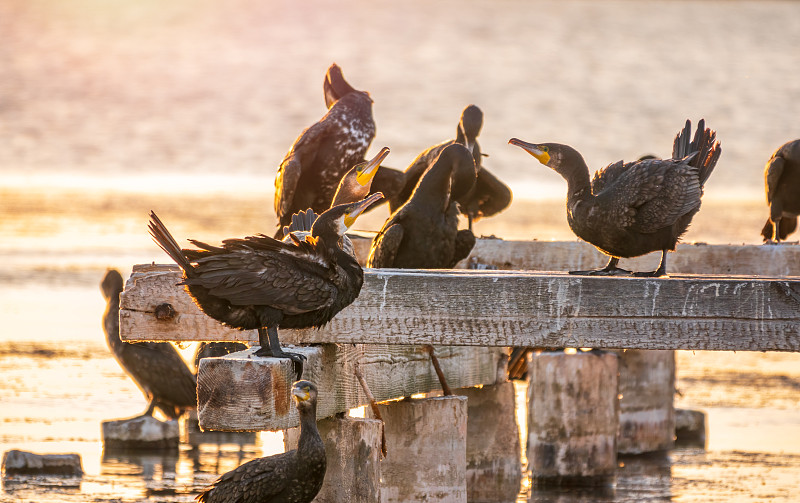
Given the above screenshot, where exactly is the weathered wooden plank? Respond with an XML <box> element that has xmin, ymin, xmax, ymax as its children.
<box><xmin>196</xmin><ymin>344</ymin><xmax>505</xmax><ymax>431</ymax></box>
<box><xmin>350</xmin><ymin>235</ymin><xmax>800</xmax><ymax>276</ymax></box>
<box><xmin>121</xmin><ymin>264</ymin><xmax>800</xmax><ymax>352</ymax></box>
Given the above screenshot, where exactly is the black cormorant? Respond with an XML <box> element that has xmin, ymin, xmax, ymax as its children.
<box><xmin>386</xmin><ymin>105</ymin><xmax>512</xmax><ymax>230</ymax></box>
<box><xmin>367</xmin><ymin>143</ymin><xmax>477</xmax><ymax>269</ymax></box>
<box><xmin>509</xmin><ymin>119</ymin><xmax>721</xmax><ymax>277</ymax></box>
<box><xmin>761</xmin><ymin>139</ymin><xmax>800</xmax><ymax>243</ymax></box>
<box><xmin>101</xmin><ymin>269</ymin><xmax>197</xmax><ymax>419</ymax></box>
<box><xmin>197</xmin><ymin>380</ymin><xmax>326</xmax><ymax>503</ymax></box>
<box><xmin>148</xmin><ymin>192</ymin><xmax>383</xmax><ymax>378</ymax></box>
<box><xmin>274</xmin><ymin>63</ymin><xmax>376</xmax><ymax>236</ymax></box>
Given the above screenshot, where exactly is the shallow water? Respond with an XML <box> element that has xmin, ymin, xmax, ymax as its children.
<box><xmin>2</xmin><ymin>0</ymin><xmax>800</xmax><ymax>501</ymax></box>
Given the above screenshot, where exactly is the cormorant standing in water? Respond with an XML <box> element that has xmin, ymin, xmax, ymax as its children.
<box><xmin>274</xmin><ymin>63</ymin><xmax>376</xmax><ymax>236</ymax></box>
<box><xmin>509</xmin><ymin>119</ymin><xmax>721</xmax><ymax>277</ymax></box>
<box><xmin>367</xmin><ymin>144</ymin><xmax>477</xmax><ymax>269</ymax></box>
<box><xmin>387</xmin><ymin>105</ymin><xmax>512</xmax><ymax>230</ymax></box>
<box><xmin>761</xmin><ymin>139</ymin><xmax>800</xmax><ymax>243</ymax></box>
<box><xmin>197</xmin><ymin>380</ymin><xmax>326</xmax><ymax>503</ymax></box>
<box><xmin>148</xmin><ymin>193</ymin><xmax>382</xmax><ymax>378</ymax></box>
<box><xmin>101</xmin><ymin>269</ymin><xmax>197</xmax><ymax>419</ymax></box>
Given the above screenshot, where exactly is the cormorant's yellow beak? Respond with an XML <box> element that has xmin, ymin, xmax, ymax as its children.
<box><xmin>291</xmin><ymin>383</ymin><xmax>311</xmax><ymax>402</ymax></box>
<box><xmin>508</xmin><ymin>138</ymin><xmax>550</xmax><ymax>165</ymax></box>
<box><xmin>356</xmin><ymin>147</ymin><xmax>390</xmax><ymax>186</ymax></box>
<box><xmin>344</xmin><ymin>192</ymin><xmax>384</xmax><ymax>228</ymax></box>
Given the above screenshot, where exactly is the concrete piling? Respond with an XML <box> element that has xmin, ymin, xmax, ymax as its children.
<box><xmin>527</xmin><ymin>350</ymin><xmax>619</xmax><ymax>485</ymax></box>
<box><xmin>284</xmin><ymin>415</ymin><xmax>383</xmax><ymax>503</ymax></box>
<box><xmin>460</xmin><ymin>383</ymin><xmax>522</xmax><ymax>502</ymax></box>
<box><xmin>376</xmin><ymin>395</ymin><xmax>468</xmax><ymax>503</ymax></box>
<box><xmin>613</xmin><ymin>349</ymin><xmax>676</xmax><ymax>454</ymax></box>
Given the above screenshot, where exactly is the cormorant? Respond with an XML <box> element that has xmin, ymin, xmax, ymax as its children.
<box><xmin>761</xmin><ymin>139</ymin><xmax>800</xmax><ymax>243</ymax></box>
<box><xmin>281</xmin><ymin>146</ymin><xmax>390</xmax><ymax>259</ymax></box>
<box><xmin>509</xmin><ymin>119</ymin><xmax>721</xmax><ymax>277</ymax></box>
<box><xmin>148</xmin><ymin>192</ymin><xmax>383</xmax><ymax>378</ymax></box>
<box><xmin>197</xmin><ymin>380</ymin><xmax>326</xmax><ymax>503</ymax></box>
<box><xmin>386</xmin><ymin>105</ymin><xmax>512</xmax><ymax>230</ymax></box>
<box><xmin>274</xmin><ymin>63</ymin><xmax>376</xmax><ymax>236</ymax></box>
<box><xmin>367</xmin><ymin>143</ymin><xmax>477</xmax><ymax>269</ymax></box>
<box><xmin>101</xmin><ymin>269</ymin><xmax>197</xmax><ymax>419</ymax></box>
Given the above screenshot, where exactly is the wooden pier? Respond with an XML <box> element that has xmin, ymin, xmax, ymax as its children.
<box><xmin>119</xmin><ymin>239</ymin><xmax>800</xmax><ymax>498</ymax></box>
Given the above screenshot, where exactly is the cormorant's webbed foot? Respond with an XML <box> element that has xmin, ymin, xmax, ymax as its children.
<box><xmin>569</xmin><ymin>257</ymin><xmax>631</xmax><ymax>276</ymax></box>
<box><xmin>255</xmin><ymin>326</ymin><xmax>307</xmax><ymax>378</ymax></box>
<box><xmin>632</xmin><ymin>250</ymin><xmax>668</xmax><ymax>278</ymax></box>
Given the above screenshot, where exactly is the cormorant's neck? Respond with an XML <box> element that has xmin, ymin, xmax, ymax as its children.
<box><xmin>104</xmin><ymin>292</ymin><xmax>123</xmax><ymax>350</ymax></box>
<box><xmin>411</xmin><ymin>161</ymin><xmax>453</xmax><ymax>213</ymax></box>
<box><xmin>560</xmin><ymin>160</ymin><xmax>593</xmax><ymax>205</ymax></box>
<box><xmin>297</xmin><ymin>404</ymin><xmax>321</xmax><ymax>452</ymax></box>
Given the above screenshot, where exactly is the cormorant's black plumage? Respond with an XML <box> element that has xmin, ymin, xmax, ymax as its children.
<box><xmin>274</xmin><ymin>64</ymin><xmax>376</xmax><ymax>236</ymax></box>
<box><xmin>367</xmin><ymin>144</ymin><xmax>477</xmax><ymax>269</ymax></box>
<box><xmin>510</xmin><ymin>119</ymin><xmax>721</xmax><ymax>277</ymax></box>
<box><xmin>197</xmin><ymin>380</ymin><xmax>326</xmax><ymax>503</ymax></box>
<box><xmin>761</xmin><ymin>139</ymin><xmax>800</xmax><ymax>243</ymax></box>
<box><xmin>149</xmin><ymin>193</ymin><xmax>382</xmax><ymax>377</ymax></box>
<box><xmin>386</xmin><ymin>105</ymin><xmax>512</xmax><ymax>229</ymax></box>
<box><xmin>101</xmin><ymin>269</ymin><xmax>197</xmax><ymax>419</ymax></box>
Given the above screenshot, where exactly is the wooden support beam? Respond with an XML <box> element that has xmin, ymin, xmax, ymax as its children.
<box><xmin>121</xmin><ymin>264</ymin><xmax>800</xmax><ymax>352</ymax></box>
<box><xmin>196</xmin><ymin>345</ymin><xmax>505</xmax><ymax>431</ymax></box>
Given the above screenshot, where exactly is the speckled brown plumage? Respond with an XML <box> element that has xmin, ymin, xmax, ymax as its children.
<box><xmin>367</xmin><ymin>143</ymin><xmax>477</xmax><ymax>269</ymax></box>
<box><xmin>274</xmin><ymin>64</ymin><xmax>375</xmax><ymax>236</ymax></box>
<box><xmin>510</xmin><ymin>119</ymin><xmax>721</xmax><ymax>277</ymax></box>
<box><xmin>148</xmin><ymin>193</ymin><xmax>381</xmax><ymax>377</ymax></box>
<box><xmin>761</xmin><ymin>139</ymin><xmax>800</xmax><ymax>243</ymax></box>
<box><xmin>197</xmin><ymin>380</ymin><xmax>326</xmax><ymax>503</ymax></box>
<box><xmin>101</xmin><ymin>269</ymin><xmax>197</xmax><ymax>419</ymax></box>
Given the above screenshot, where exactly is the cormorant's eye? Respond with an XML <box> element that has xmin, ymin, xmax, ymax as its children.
<box><xmin>542</xmin><ymin>146</ymin><xmax>549</xmax><ymax>153</ymax></box>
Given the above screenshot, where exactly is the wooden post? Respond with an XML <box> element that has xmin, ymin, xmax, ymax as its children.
<box><xmin>528</xmin><ymin>350</ymin><xmax>619</xmax><ymax>485</ymax></box>
<box><xmin>284</xmin><ymin>415</ymin><xmax>382</xmax><ymax>503</ymax></box>
<box><xmin>613</xmin><ymin>349</ymin><xmax>676</xmax><ymax>454</ymax></box>
<box><xmin>460</xmin><ymin>383</ymin><xmax>522</xmax><ymax>502</ymax></box>
<box><xmin>376</xmin><ymin>395</ymin><xmax>468</xmax><ymax>503</ymax></box>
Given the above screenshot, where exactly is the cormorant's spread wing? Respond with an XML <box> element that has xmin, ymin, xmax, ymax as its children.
<box><xmin>366</xmin><ymin>223</ymin><xmax>404</xmax><ymax>268</ymax></box>
<box><xmin>765</xmin><ymin>155</ymin><xmax>785</xmax><ymax>204</ymax></box>
<box><xmin>594</xmin><ymin>159</ymin><xmax>701</xmax><ymax>232</ymax></box>
<box><xmin>274</xmin><ymin>120</ymin><xmax>331</xmax><ymax>220</ymax></box>
<box><xmin>198</xmin><ymin>452</ymin><xmax>294</xmax><ymax>502</ymax></box>
<box><xmin>188</xmin><ymin>239</ymin><xmax>337</xmax><ymax>314</ymax></box>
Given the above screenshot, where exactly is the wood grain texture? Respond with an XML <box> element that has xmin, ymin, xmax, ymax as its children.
<box><xmin>122</xmin><ymin>264</ymin><xmax>800</xmax><ymax>352</ymax></box>
<box><xmin>197</xmin><ymin>344</ymin><xmax>505</xmax><ymax>431</ymax></box>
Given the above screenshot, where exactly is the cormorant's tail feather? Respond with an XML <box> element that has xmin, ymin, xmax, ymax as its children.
<box><xmin>148</xmin><ymin>211</ymin><xmax>194</xmax><ymax>275</ymax></box>
<box><xmin>283</xmin><ymin>209</ymin><xmax>319</xmax><ymax>237</ymax></box>
<box><xmin>671</xmin><ymin>118</ymin><xmax>722</xmax><ymax>187</ymax></box>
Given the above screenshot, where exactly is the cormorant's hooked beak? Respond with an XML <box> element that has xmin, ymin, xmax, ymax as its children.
<box><xmin>344</xmin><ymin>192</ymin><xmax>384</xmax><ymax>228</ymax></box>
<box><xmin>291</xmin><ymin>381</ymin><xmax>312</xmax><ymax>402</ymax></box>
<box><xmin>356</xmin><ymin>147</ymin><xmax>390</xmax><ymax>186</ymax></box>
<box><xmin>508</xmin><ymin>138</ymin><xmax>550</xmax><ymax>165</ymax></box>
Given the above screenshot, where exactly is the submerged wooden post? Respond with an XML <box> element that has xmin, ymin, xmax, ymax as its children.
<box><xmin>376</xmin><ymin>395</ymin><xmax>468</xmax><ymax>503</ymax></box>
<box><xmin>528</xmin><ymin>350</ymin><xmax>619</xmax><ymax>485</ymax></box>
<box><xmin>461</xmin><ymin>382</ymin><xmax>522</xmax><ymax>502</ymax></box>
<box><xmin>284</xmin><ymin>415</ymin><xmax>382</xmax><ymax>503</ymax></box>
<box><xmin>614</xmin><ymin>349</ymin><xmax>676</xmax><ymax>454</ymax></box>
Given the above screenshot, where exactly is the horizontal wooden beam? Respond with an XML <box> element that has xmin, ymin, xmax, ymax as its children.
<box><xmin>197</xmin><ymin>344</ymin><xmax>506</xmax><ymax>431</ymax></box>
<box><xmin>120</xmin><ymin>264</ymin><xmax>800</xmax><ymax>352</ymax></box>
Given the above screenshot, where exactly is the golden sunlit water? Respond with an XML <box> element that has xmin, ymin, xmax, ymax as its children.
<box><xmin>2</xmin><ymin>0</ymin><xmax>800</xmax><ymax>501</ymax></box>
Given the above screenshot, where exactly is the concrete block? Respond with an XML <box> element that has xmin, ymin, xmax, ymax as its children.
<box><xmin>377</xmin><ymin>395</ymin><xmax>468</xmax><ymax>503</ymax></box>
<box><xmin>460</xmin><ymin>383</ymin><xmax>522</xmax><ymax>502</ymax></box>
<box><xmin>2</xmin><ymin>450</ymin><xmax>83</xmax><ymax>476</ymax></box>
<box><xmin>614</xmin><ymin>349</ymin><xmax>676</xmax><ymax>454</ymax></box>
<box><xmin>284</xmin><ymin>415</ymin><xmax>382</xmax><ymax>503</ymax></box>
<box><xmin>102</xmin><ymin>413</ymin><xmax>179</xmax><ymax>450</ymax></box>
<box><xmin>528</xmin><ymin>350</ymin><xmax>619</xmax><ymax>485</ymax></box>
